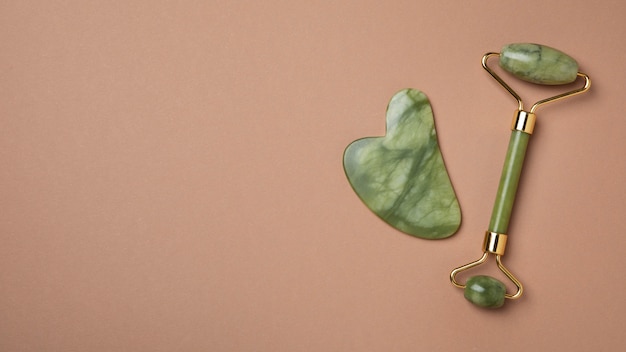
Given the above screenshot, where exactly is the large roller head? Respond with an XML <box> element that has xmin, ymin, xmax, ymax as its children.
<box><xmin>481</xmin><ymin>43</ymin><xmax>590</xmax><ymax>113</ymax></box>
<box><xmin>498</xmin><ymin>43</ymin><xmax>579</xmax><ymax>85</ymax></box>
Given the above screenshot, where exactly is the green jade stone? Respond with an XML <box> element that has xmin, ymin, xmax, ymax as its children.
<box><xmin>464</xmin><ymin>275</ymin><xmax>507</xmax><ymax>308</ymax></box>
<box><xmin>489</xmin><ymin>130</ymin><xmax>530</xmax><ymax>234</ymax></box>
<box><xmin>499</xmin><ymin>43</ymin><xmax>579</xmax><ymax>85</ymax></box>
<box><xmin>343</xmin><ymin>89</ymin><xmax>461</xmax><ymax>239</ymax></box>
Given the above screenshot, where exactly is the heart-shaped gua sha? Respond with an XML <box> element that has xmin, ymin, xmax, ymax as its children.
<box><xmin>343</xmin><ymin>88</ymin><xmax>461</xmax><ymax>239</ymax></box>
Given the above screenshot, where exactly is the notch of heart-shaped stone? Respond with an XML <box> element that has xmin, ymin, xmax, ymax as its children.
<box><xmin>343</xmin><ymin>89</ymin><xmax>461</xmax><ymax>239</ymax></box>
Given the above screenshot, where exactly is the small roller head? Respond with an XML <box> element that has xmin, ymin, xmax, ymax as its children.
<box><xmin>499</xmin><ymin>43</ymin><xmax>579</xmax><ymax>85</ymax></box>
<box><xmin>464</xmin><ymin>275</ymin><xmax>506</xmax><ymax>308</ymax></box>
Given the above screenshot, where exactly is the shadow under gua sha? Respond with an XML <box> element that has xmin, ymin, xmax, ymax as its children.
<box><xmin>343</xmin><ymin>88</ymin><xmax>461</xmax><ymax>240</ymax></box>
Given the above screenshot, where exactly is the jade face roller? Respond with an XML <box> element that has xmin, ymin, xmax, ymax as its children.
<box><xmin>449</xmin><ymin>43</ymin><xmax>591</xmax><ymax>308</ymax></box>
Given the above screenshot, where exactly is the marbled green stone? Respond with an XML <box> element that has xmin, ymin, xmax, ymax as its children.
<box><xmin>343</xmin><ymin>89</ymin><xmax>461</xmax><ymax>239</ymax></box>
<box><xmin>464</xmin><ymin>275</ymin><xmax>506</xmax><ymax>309</ymax></box>
<box><xmin>499</xmin><ymin>43</ymin><xmax>579</xmax><ymax>85</ymax></box>
<box><xmin>489</xmin><ymin>131</ymin><xmax>529</xmax><ymax>234</ymax></box>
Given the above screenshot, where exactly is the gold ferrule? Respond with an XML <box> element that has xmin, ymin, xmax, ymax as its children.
<box><xmin>511</xmin><ymin>110</ymin><xmax>536</xmax><ymax>134</ymax></box>
<box><xmin>483</xmin><ymin>231</ymin><xmax>508</xmax><ymax>255</ymax></box>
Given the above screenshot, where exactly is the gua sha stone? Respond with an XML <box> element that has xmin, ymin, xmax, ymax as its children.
<box><xmin>343</xmin><ymin>89</ymin><xmax>461</xmax><ymax>239</ymax></box>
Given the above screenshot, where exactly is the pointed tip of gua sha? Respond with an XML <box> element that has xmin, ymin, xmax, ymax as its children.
<box><xmin>343</xmin><ymin>88</ymin><xmax>461</xmax><ymax>239</ymax></box>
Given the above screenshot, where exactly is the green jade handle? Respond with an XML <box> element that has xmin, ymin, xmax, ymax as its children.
<box><xmin>488</xmin><ymin>130</ymin><xmax>529</xmax><ymax>234</ymax></box>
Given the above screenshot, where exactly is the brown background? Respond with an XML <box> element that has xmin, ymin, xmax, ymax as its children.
<box><xmin>2</xmin><ymin>1</ymin><xmax>625</xmax><ymax>351</ymax></box>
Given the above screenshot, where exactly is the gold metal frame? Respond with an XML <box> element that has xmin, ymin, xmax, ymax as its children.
<box><xmin>450</xmin><ymin>232</ymin><xmax>523</xmax><ymax>299</ymax></box>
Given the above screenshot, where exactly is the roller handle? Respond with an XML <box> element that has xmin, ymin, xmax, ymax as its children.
<box><xmin>487</xmin><ymin>43</ymin><xmax>579</xmax><ymax>234</ymax></box>
<box><xmin>488</xmin><ymin>130</ymin><xmax>530</xmax><ymax>234</ymax></box>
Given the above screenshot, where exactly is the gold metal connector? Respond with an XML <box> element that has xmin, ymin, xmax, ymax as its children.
<box><xmin>511</xmin><ymin>110</ymin><xmax>535</xmax><ymax>134</ymax></box>
<box><xmin>483</xmin><ymin>231</ymin><xmax>508</xmax><ymax>255</ymax></box>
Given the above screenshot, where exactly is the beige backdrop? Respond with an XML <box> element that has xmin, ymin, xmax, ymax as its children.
<box><xmin>2</xmin><ymin>1</ymin><xmax>625</xmax><ymax>351</ymax></box>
